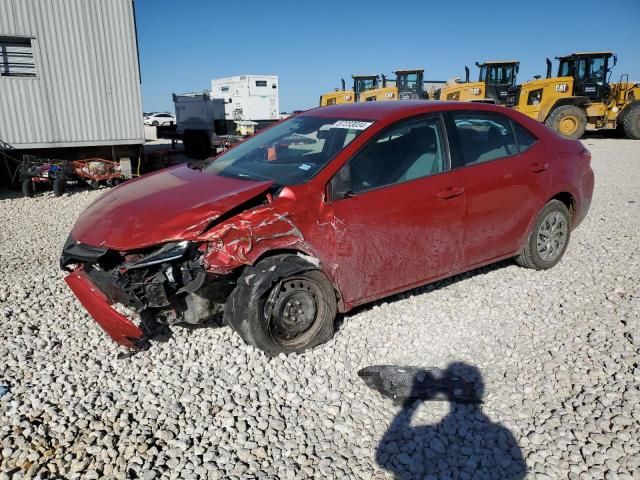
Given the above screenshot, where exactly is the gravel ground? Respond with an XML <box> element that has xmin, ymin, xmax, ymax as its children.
<box><xmin>1</xmin><ymin>138</ymin><xmax>639</xmax><ymax>480</ymax></box>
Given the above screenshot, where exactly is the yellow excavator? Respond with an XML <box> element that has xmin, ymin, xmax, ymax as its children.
<box><xmin>439</xmin><ymin>61</ymin><xmax>519</xmax><ymax>105</ymax></box>
<box><xmin>507</xmin><ymin>52</ymin><xmax>640</xmax><ymax>139</ymax></box>
<box><xmin>319</xmin><ymin>75</ymin><xmax>380</xmax><ymax>106</ymax></box>
<box><xmin>359</xmin><ymin>69</ymin><xmax>429</xmax><ymax>102</ymax></box>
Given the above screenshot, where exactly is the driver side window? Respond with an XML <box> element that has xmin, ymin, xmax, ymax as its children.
<box><xmin>345</xmin><ymin>116</ymin><xmax>446</xmax><ymax>194</ymax></box>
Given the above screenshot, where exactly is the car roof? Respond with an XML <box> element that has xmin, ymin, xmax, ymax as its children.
<box><xmin>300</xmin><ymin>101</ymin><xmax>515</xmax><ymax>120</ymax></box>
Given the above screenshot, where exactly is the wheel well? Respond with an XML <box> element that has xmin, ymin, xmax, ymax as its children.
<box><xmin>253</xmin><ymin>248</ymin><xmax>314</xmax><ymax>265</ymax></box>
<box><xmin>550</xmin><ymin>192</ymin><xmax>576</xmax><ymax>222</ymax></box>
<box><xmin>252</xmin><ymin>248</ymin><xmax>344</xmax><ymax>307</ymax></box>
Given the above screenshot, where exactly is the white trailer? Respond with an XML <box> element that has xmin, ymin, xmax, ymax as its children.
<box><xmin>211</xmin><ymin>75</ymin><xmax>280</xmax><ymax>124</ymax></box>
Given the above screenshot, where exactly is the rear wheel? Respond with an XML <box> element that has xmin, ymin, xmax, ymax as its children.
<box><xmin>21</xmin><ymin>179</ymin><xmax>34</xmax><ymax>198</ymax></box>
<box><xmin>545</xmin><ymin>105</ymin><xmax>587</xmax><ymax>139</ymax></box>
<box><xmin>621</xmin><ymin>103</ymin><xmax>640</xmax><ymax>139</ymax></box>
<box><xmin>516</xmin><ymin>199</ymin><xmax>571</xmax><ymax>270</ymax></box>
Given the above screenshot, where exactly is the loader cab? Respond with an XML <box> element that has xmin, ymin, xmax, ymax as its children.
<box><xmin>477</xmin><ymin>61</ymin><xmax>519</xmax><ymax>104</ymax></box>
<box><xmin>352</xmin><ymin>75</ymin><xmax>379</xmax><ymax>101</ymax></box>
<box><xmin>557</xmin><ymin>52</ymin><xmax>615</xmax><ymax>102</ymax></box>
<box><xmin>395</xmin><ymin>69</ymin><xmax>426</xmax><ymax>100</ymax></box>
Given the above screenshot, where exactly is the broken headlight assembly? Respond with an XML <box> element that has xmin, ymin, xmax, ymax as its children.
<box><xmin>124</xmin><ymin>241</ymin><xmax>191</xmax><ymax>270</ymax></box>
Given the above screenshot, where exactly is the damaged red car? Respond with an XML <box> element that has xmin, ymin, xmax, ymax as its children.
<box><xmin>61</xmin><ymin>101</ymin><xmax>594</xmax><ymax>356</ymax></box>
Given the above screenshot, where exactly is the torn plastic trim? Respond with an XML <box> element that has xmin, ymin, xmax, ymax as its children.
<box><xmin>358</xmin><ymin>365</ymin><xmax>482</xmax><ymax>405</ymax></box>
<box><xmin>60</xmin><ymin>235</ymin><xmax>108</xmax><ymax>271</ymax></box>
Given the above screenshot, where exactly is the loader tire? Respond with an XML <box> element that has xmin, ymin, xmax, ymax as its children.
<box><xmin>545</xmin><ymin>105</ymin><xmax>587</xmax><ymax>139</ymax></box>
<box><xmin>621</xmin><ymin>103</ymin><xmax>640</xmax><ymax>140</ymax></box>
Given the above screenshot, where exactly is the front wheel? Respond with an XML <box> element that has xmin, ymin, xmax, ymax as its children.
<box><xmin>515</xmin><ymin>199</ymin><xmax>571</xmax><ymax>270</ymax></box>
<box><xmin>545</xmin><ymin>105</ymin><xmax>587</xmax><ymax>139</ymax></box>
<box><xmin>227</xmin><ymin>263</ymin><xmax>337</xmax><ymax>356</ymax></box>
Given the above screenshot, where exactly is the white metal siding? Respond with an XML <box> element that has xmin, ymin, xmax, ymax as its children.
<box><xmin>0</xmin><ymin>0</ymin><xmax>144</xmax><ymax>149</ymax></box>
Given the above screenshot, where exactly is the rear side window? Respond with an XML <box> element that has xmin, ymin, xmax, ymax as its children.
<box><xmin>452</xmin><ymin>112</ymin><xmax>518</xmax><ymax>166</ymax></box>
<box><xmin>512</xmin><ymin>122</ymin><xmax>537</xmax><ymax>153</ymax></box>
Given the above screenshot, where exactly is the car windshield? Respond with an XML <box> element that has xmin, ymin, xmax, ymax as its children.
<box><xmin>203</xmin><ymin>116</ymin><xmax>373</xmax><ymax>185</ymax></box>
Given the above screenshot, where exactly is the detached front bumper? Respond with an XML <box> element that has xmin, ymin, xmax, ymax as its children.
<box><xmin>65</xmin><ymin>268</ymin><xmax>147</xmax><ymax>350</ymax></box>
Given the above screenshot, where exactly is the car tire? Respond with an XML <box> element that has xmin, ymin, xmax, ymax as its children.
<box><xmin>90</xmin><ymin>180</ymin><xmax>99</xmax><ymax>190</ymax></box>
<box><xmin>227</xmin><ymin>260</ymin><xmax>337</xmax><ymax>356</ymax></box>
<box><xmin>53</xmin><ymin>177</ymin><xmax>65</xmax><ymax>197</ymax></box>
<box><xmin>152</xmin><ymin>120</ymin><xmax>159</xmax><ymax>127</ymax></box>
<box><xmin>621</xmin><ymin>103</ymin><xmax>640</xmax><ymax>140</ymax></box>
<box><xmin>545</xmin><ymin>105</ymin><xmax>587</xmax><ymax>139</ymax></box>
<box><xmin>21</xmin><ymin>179</ymin><xmax>34</xmax><ymax>198</ymax></box>
<box><xmin>515</xmin><ymin>199</ymin><xmax>571</xmax><ymax>270</ymax></box>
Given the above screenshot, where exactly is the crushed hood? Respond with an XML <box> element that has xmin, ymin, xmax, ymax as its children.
<box><xmin>71</xmin><ymin>164</ymin><xmax>273</xmax><ymax>250</ymax></box>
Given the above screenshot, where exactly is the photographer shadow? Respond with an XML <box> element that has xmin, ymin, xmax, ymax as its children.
<box><xmin>374</xmin><ymin>363</ymin><xmax>526</xmax><ymax>479</ymax></box>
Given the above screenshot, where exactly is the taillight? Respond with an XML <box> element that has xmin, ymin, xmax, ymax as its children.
<box><xmin>579</xmin><ymin>147</ymin><xmax>591</xmax><ymax>163</ymax></box>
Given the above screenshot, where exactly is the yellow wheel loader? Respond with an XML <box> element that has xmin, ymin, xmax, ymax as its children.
<box><xmin>319</xmin><ymin>75</ymin><xmax>380</xmax><ymax>106</ymax></box>
<box><xmin>359</xmin><ymin>69</ymin><xmax>428</xmax><ymax>102</ymax></box>
<box><xmin>439</xmin><ymin>61</ymin><xmax>519</xmax><ymax>105</ymax></box>
<box><xmin>507</xmin><ymin>52</ymin><xmax>640</xmax><ymax>139</ymax></box>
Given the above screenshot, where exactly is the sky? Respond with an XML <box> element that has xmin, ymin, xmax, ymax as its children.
<box><xmin>135</xmin><ymin>0</ymin><xmax>640</xmax><ymax>114</ymax></box>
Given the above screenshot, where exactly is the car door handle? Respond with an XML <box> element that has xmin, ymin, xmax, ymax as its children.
<box><xmin>436</xmin><ymin>186</ymin><xmax>465</xmax><ymax>199</ymax></box>
<box><xmin>529</xmin><ymin>162</ymin><xmax>549</xmax><ymax>173</ymax></box>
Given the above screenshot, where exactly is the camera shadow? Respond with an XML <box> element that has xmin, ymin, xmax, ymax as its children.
<box><xmin>367</xmin><ymin>362</ymin><xmax>526</xmax><ymax>479</ymax></box>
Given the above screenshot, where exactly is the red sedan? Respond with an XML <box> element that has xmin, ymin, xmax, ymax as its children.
<box><xmin>61</xmin><ymin>101</ymin><xmax>594</xmax><ymax>356</ymax></box>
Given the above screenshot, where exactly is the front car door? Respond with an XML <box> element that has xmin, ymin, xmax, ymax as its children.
<box><xmin>326</xmin><ymin>114</ymin><xmax>466</xmax><ymax>307</ymax></box>
<box><xmin>445</xmin><ymin>110</ymin><xmax>551</xmax><ymax>268</ymax></box>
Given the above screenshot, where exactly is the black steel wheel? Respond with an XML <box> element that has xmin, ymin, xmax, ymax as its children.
<box><xmin>265</xmin><ymin>275</ymin><xmax>328</xmax><ymax>349</ymax></box>
<box><xmin>225</xmin><ymin>256</ymin><xmax>337</xmax><ymax>356</ymax></box>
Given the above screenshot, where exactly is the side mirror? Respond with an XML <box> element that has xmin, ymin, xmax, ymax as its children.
<box><xmin>613</xmin><ymin>55</ymin><xmax>618</xmax><ymax>67</ymax></box>
<box><xmin>328</xmin><ymin>164</ymin><xmax>353</xmax><ymax>201</ymax></box>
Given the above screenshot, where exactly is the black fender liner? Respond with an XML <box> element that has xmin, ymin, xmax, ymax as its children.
<box><xmin>223</xmin><ymin>254</ymin><xmax>318</xmax><ymax>335</ymax></box>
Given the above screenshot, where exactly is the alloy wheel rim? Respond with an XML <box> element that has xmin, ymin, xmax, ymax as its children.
<box><xmin>536</xmin><ymin>211</ymin><xmax>568</xmax><ymax>262</ymax></box>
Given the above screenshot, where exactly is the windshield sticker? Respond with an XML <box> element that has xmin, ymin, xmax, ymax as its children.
<box><xmin>330</xmin><ymin>120</ymin><xmax>374</xmax><ymax>130</ymax></box>
<box><xmin>298</xmin><ymin>163</ymin><xmax>312</xmax><ymax>171</ymax></box>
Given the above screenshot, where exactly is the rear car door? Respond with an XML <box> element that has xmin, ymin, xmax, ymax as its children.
<box><xmin>446</xmin><ymin>111</ymin><xmax>550</xmax><ymax>268</ymax></box>
<box><xmin>326</xmin><ymin>114</ymin><xmax>466</xmax><ymax>306</ymax></box>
